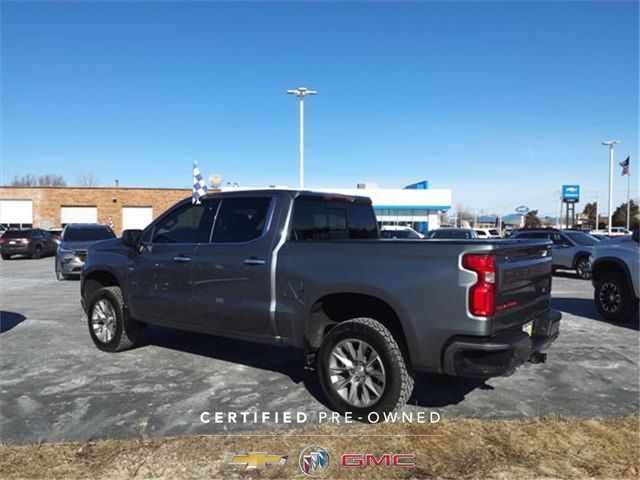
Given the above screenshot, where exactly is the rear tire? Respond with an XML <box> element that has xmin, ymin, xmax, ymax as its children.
<box><xmin>594</xmin><ymin>272</ymin><xmax>638</xmax><ymax>323</ymax></box>
<box><xmin>88</xmin><ymin>286</ymin><xmax>141</xmax><ymax>352</ymax></box>
<box><xmin>1</xmin><ymin>254</ymin><xmax>10</xmax><ymax>260</ymax></box>
<box><xmin>575</xmin><ymin>257</ymin><xmax>591</xmax><ymax>280</ymax></box>
<box><xmin>317</xmin><ymin>317</ymin><xmax>414</xmax><ymax>417</ymax></box>
<box><xmin>31</xmin><ymin>246</ymin><xmax>41</xmax><ymax>259</ymax></box>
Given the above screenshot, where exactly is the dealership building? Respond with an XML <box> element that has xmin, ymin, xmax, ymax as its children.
<box><xmin>0</xmin><ymin>180</ymin><xmax>452</xmax><ymax>235</ymax></box>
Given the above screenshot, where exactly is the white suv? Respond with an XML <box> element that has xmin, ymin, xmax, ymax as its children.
<box><xmin>590</xmin><ymin>230</ymin><xmax>639</xmax><ymax>323</ymax></box>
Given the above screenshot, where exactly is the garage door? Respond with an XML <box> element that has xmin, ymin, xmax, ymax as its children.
<box><xmin>61</xmin><ymin>206</ymin><xmax>98</xmax><ymax>225</ymax></box>
<box><xmin>0</xmin><ymin>199</ymin><xmax>33</xmax><ymax>227</ymax></box>
<box><xmin>122</xmin><ymin>207</ymin><xmax>153</xmax><ymax>231</ymax></box>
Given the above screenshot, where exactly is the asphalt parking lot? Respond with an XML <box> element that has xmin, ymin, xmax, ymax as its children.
<box><xmin>1</xmin><ymin>257</ymin><xmax>638</xmax><ymax>444</ymax></box>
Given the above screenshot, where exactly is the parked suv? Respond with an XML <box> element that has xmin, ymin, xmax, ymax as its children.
<box><xmin>0</xmin><ymin>229</ymin><xmax>58</xmax><ymax>260</ymax></box>
<box><xmin>56</xmin><ymin>224</ymin><xmax>116</xmax><ymax>280</ymax></box>
<box><xmin>511</xmin><ymin>229</ymin><xmax>597</xmax><ymax>279</ymax></box>
<box><xmin>590</xmin><ymin>230</ymin><xmax>639</xmax><ymax>323</ymax></box>
<box><xmin>379</xmin><ymin>226</ymin><xmax>424</xmax><ymax>239</ymax></box>
<box><xmin>81</xmin><ymin>190</ymin><xmax>560</xmax><ymax>415</ymax></box>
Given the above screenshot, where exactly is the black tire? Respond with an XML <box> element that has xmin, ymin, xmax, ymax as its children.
<box><xmin>87</xmin><ymin>286</ymin><xmax>141</xmax><ymax>352</ymax></box>
<box><xmin>317</xmin><ymin>317</ymin><xmax>414</xmax><ymax>417</ymax></box>
<box><xmin>1</xmin><ymin>254</ymin><xmax>10</xmax><ymax>260</ymax></box>
<box><xmin>594</xmin><ymin>272</ymin><xmax>639</xmax><ymax>323</ymax></box>
<box><xmin>31</xmin><ymin>246</ymin><xmax>41</xmax><ymax>259</ymax></box>
<box><xmin>55</xmin><ymin>259</ymin><xmax>69</xmax><ymax>280</ymax></box>
<box><xmin>575</xmin><ymin>256</ymin><xmax>592</xmax><ymax>280</ymax></box>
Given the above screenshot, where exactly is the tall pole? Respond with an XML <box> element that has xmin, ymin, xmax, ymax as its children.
<box><xmin>595</xmin><ymin>193</ymin><xmax>599</xmax><ymax>230</ymax></box>
<box><xmin>287</xmin><ymin>87</ymin><xmax>317</xmax><ymax>189</ymax></box>
<box><xmin>602</xmin><ymin>141</ymin><xmax>620</xmax><ymax>235</ymax></box>
<box><xmin>299</xmin><ymin>95</ymin><xmax>304</xmax><ymax>188</ymax></box>
<box><xmin>626</xmin><ymin>153</ymin><xmax>631</xmax><ymax>230</ymax></box>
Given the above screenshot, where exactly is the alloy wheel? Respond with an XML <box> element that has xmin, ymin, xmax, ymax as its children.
<box><xmin>328</xmin><ymin>339</ymin><xmax>386</xmax><ymax>408</ymax></box>
<box><xmin>91</xmin><ymin>299</ymin><xmax>117</xmax><ymax>343</ymax></box>
<box><xmin>599</xmin><ymin>282</ymin><xmax>621</xmax><ymax>313</ymax></box>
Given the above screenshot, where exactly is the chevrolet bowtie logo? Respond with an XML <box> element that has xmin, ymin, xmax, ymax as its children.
<box><xmin>227</xmin><ymin>452</ymin><xmax>287</xmax><ymax>469</ymax></box>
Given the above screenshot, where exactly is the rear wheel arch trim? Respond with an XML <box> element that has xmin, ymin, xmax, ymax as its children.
<box><xmin>592</xmin><ymin>257</ymin><xmax>633</xmax><ymax>289</ymax></box>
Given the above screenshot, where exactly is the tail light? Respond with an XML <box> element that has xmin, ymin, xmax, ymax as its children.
<box><xmin>0</xmin><ymin>238</ymin><xmax>4</xmax><ymax>244</ymax></box>
<box><xmin>18</xmin><ymin>238</ymin><xmax>29</xmax><ymax>244</ymax></box>
<box><xmin>462</xmin><ymin>253</ymin><xmax>496</xmax><ymax>316</ymax></box>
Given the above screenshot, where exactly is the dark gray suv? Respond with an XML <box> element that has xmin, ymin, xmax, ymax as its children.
<box><xmin>512</xmin><ymin>229</ymin><xmax>597</xmax><ymax>279</ymax></box>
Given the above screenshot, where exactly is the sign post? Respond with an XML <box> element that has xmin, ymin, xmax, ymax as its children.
<box><xmin>561</xmin><ymin>185</ymin><xmax>580</xmax><ymax>228</ymax></box>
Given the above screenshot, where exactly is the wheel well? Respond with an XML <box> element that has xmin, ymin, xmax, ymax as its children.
<box><xmin>592</xmin><ymin>260</ymin><xmax>627</xmax><ymax>283</ymax></box>
<box><xmin>306</xmin><ymin>293</ymin><xmax>407</xmax><ymax>352</ymax></box>
<box><xmin>573</xmin><ymin>252</ymin><xmax>590</xmax><ymax>268</ymax></box>
<box><xmin>84</xmin><ymin>271</ymin><xmax>120</xmax><ymax>302</ymax></box>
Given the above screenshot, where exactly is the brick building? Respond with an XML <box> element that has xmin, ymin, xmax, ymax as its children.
<box><xmin>0</xmin><ymin>186</ymin><xmax>195</xmax><ymax>234</ymax></box>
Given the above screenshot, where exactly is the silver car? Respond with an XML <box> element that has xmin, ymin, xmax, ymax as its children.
<box><xmin>512</xmin><ymin>229</ymin><xmax>597</xmax><ymax>279</ymax></box>
<box><xmin>55</xmin><ymin>224</ymin><xmax>115</xmax><ymax>280</ymax></box>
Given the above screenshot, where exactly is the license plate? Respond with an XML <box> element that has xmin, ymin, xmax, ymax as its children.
<box><xmin>522</xmin><ymin>321</ymin><xmax>533</xmax><ymax>337</ymax></box>
<box><xmin>9</xmin><ymin>241</ymin><xmax>16</xmax><ymax>245</ymax></box>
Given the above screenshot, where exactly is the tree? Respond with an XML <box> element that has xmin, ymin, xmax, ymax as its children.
<box><xmin>582</xmin><ymin>202</ymin><xmax>597</xmax><ymax>229</ymax></box>
<box><xmin>77</xmin><ymin>172</ymin><xmax>98</xmax><ymax>187</ymax></box>
<box><xmin>524</xmin><ymin>210</ymin><xmax>542</xmax><ymax>228</ymax></box>
<box><xmin>38</xmin><ymin>174</ymin><xmax>66</xmax><ymax>186</ymax></box>
<box><xmin>10</xmin><ymin>174</ymin><xmax>38</xmax><ymax>186</ymax></box>
<box><xmin>612</xmin><ymin>200</ymin><xmax>639</xmax><ymax>230</ymax></box>
<box><xmin>454</xmin><ymin>204</ymin><xmax>472</xmax><ymax>226</ymax></box>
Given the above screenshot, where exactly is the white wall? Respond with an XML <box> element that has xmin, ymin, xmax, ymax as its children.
<box><xmin>0</xmin><ymin>200</ymin><xmax>33</xmax><ymax>224</ymax></box>
<box><xmin>61</xmin><ymin>206</ymin><xmax>98</xmax><ymax>224</ymax></box>
<box><xmin>122</xmin><ymin>207</ymin><xmax>153</xmax><ymax>230</ymax></box>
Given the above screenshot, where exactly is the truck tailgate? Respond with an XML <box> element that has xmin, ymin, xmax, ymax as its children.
<box><xmin>493</xmin><ymin>241</ymin><xmax>553</xmax><ymax>332</ymax></box>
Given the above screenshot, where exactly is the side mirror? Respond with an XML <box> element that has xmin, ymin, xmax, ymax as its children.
<box><xmin>122</xmin><ymin>229</ymin><xmax>143</xmax><ymax>247</ymax></box>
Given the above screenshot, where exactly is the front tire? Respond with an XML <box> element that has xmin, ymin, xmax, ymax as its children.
<box><xmin>594</xmin><ymin>272</ymin><xmax>638</xmax><ymax>323</ymax></box>
<box><xmin>317</xmin><ymin>317</ymin><xmax>414</xmax><ymax>417</ymax></box>
<box><xmin>88</xmin><ymin>286</ymin><xmax>141</xmax><ymax>352</ymax></box>
<box><xmin>1</xmin><ymin>254</ymin><xmax>10</xmax><ymax>260</ymax></box>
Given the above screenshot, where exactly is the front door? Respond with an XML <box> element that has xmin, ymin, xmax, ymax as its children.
<box><xmin>191</xmin><ymin>196</ymin><xmax>275</xmax><ymax>335</ymax></box>
<box><xmin>127</xmin><ymin>199</ymin><xmax>218</xmax><ymax>325</ymax></box>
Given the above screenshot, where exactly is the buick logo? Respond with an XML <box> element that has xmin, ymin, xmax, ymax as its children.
<box><xmin>299</xmin><ymin>445</ymin><xmax>331</xmax><ymax>477</ymax></box>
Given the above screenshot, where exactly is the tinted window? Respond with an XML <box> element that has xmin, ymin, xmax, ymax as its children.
<box><xmin>489</xmin><ymin>229</ymin><xmax>500</xmax><ymax>236</ymax></box>
<box><xmin>381</xmin><ymin>230</ymin><xmax>416</xmax><ymax>239</ymax></box>
<box><xmin>3</xmin><ymin>230</ymin><xmax>32</xmax><ymax>238</ymax></box>
<box><xmin>153</xmin><ymin>200</ymin><xmax>217</xmax><ymax>244</ymax></box>
<box><xmin>63</xmin><ymin>227</ymin><xmax>115</xmax><ymax>242</ymax></box>
<box><xmin>476</xmin><ymin>230</ymin><xmax>487</xmax><ymax>236</ymax></box>
<box><xmin>564</xmin><ymin>231</ymin><xmax>598</xmax><ymax>246</ymax></box>
<box><xmin>430</xmin><ymin>229</ymin><xmax>477</xmax><ymax>239</ymax></box>
<box><xmin>211</xmin><ymin>197</ymin><xmax>271</xmax><ymax>243</ymax></box>
<box><xmin>290</xmin><ymin>199</ymin><xmax>376</xmax><ymax>241</ymax></box>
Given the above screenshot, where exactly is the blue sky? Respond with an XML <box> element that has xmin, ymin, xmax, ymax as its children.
<box><xmin>2</xmin><ymin>1</ymin><xmax>638</xmax><ymax>217</ymax></box>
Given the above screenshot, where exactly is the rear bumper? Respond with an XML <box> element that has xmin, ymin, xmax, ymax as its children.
<box><xmin>442</xmin><ymin>309</ymin><xmax>561</xmax><ymax>377</ymax></box>
<box><xmin>1</xmin><ymin>245</ymin><xmax>33</xmax><ymax>255</ymax></box>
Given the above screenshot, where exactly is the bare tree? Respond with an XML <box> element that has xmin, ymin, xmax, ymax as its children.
<box><xmin>38</xmin><ymin>174</ymin><xmax>66</xmax><ymax>186</ymax></box>
<box><xmin>454</xmin><ymin>203</ymin><xmax>472</xmax><ymax>226</ymax></box>
<box><xmin>10</xmin><ymin>174</ymin><xmax>38</xmax><ymax>186</ymax></box>
<box><xmin>76</xmin><ymin>172</ymin><xmax>98</xmax><ymax>187</ymax></box>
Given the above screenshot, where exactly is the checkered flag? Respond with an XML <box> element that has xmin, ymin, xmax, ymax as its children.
<box><xmin>108</xmin><ymin>216</ymin><xmax>114</xmax><ymax>229</ymax></box>
<box><xmin>192</xmin><ymin>161</ymin><xmax>208</xmax><ymax>204</ymax></box>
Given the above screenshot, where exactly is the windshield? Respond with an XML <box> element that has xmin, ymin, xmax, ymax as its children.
<box><xmin>564</xmin><ymin>231</ymin><xmax>598</xmax><ymax>246</ymax></box>
<box><xmin>63</xmin><ymin>227</ymin><xmax>115</xmax><ymax>242</ymax></box>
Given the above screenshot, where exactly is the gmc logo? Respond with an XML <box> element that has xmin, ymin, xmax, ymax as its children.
<box><xmin>341</xmin><ymin>453</ymin><xmax>415</xmax><ymax>468</ymax></box>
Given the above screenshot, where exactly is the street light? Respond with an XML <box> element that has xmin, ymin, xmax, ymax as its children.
<box><xmin>602</xmin><ymin>140</ymin><xmax>620</xmax><ymax>235</ymax></box>
<box><xmin>287</xmin><ymin>87</ymin><xmax>317</xmax><ymax>188</ymax></box>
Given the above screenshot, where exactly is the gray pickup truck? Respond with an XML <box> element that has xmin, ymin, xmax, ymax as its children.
<box><xmin>81</xmin><ymin>190</ymin><xmax>561</xmax><ymax>415</ymax></box>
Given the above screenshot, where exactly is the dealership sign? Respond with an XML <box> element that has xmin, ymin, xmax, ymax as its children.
<box><xmin>562</xmin><ymin>185</ymin><xmax>580</xmax><ymax>203</ymax></box>
<box><xmin>515</xmin><ymin>205</ymin><xmax>530</xmax><ymax>214</ymax></box>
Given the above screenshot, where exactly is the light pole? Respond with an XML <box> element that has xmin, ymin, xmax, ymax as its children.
<box><xmin>287</xmin><ymin>87</ymin><xmax>317</xmax><ymax>188</ymax></box>
<box><xmin>602</xmin><ymin>140</ymin><xmax>620</xmax><ymax>235</ymax></box>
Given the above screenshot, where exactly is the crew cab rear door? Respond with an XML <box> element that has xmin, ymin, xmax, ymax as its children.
<box><xmin>190</xmin><ymin>195</ymin><xmax>275</xmax><ymax>335</ymax></box>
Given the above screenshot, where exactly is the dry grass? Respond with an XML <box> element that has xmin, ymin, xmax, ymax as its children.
<box><xmin>1</xmin><ymin>416</ymin><xmax>638</xmax><ymax>479</ymax></box>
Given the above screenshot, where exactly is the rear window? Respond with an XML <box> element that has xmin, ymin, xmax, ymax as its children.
<box><xmin>63</xmin><ymin>227</ymin><xmax>115</xmax><ymax>242</ymax></box>
<box><xmin>564</xmin><ymin>231</ymin><xmax>598</xmax><ymax>246</ymax></box>
<box><xmin>429</xmin><ymin>229</ymin><xmax>477</xmax><ymax>239</ymax></box>
<box><xmin>489</xmin><ymin>229</ymin><xmax>500</xmax><ymax>236</ymax></box>
<box><xmin>290</xmin><ymin>198</ymin><xmax>378</xmax><ymax>241</ymax></box>
<box><xmin>3</xmin><ymin>230</ymin><xmax>31</xmax><ymax>238</ymax></box>
<box><xmin>476</xmin><ymin>230</ymin><xmax>487</xmax><ymax>236</ymax></box>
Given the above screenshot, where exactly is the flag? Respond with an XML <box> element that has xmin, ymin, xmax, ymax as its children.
<box><xmin>108</xmin><ymin>216</ymin><xmax>114</xmax><ymax>229</ymax></box>
<box><xmin>619</xmin><ymin>156</ymin><xmax>630</xmax><ymax>176</ymax></box>
<box><xmin>192</xmin><ymin>161</ymin><xmax>208</xmax><ymax>204</ymax></box>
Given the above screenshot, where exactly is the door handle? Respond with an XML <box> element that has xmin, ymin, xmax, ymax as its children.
<box><xmin>173</xmin><ymin>256</ymin><xmax>192</xmax><ymax>263</ymax></box>
<box><xmin>243</xmin><ymin>257</ymin><xmax>266</xmax><ymax>266</ymax></box>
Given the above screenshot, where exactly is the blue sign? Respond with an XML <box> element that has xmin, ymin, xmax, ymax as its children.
<box><xmin>562</xmin><ymin>185</ymin><xmax>580</xmax><ymax>203</ymax></box>
<box><xmin>515</xmin><ymin>205</ymin><xmax>529</xmax><ymax>214</ymax></box>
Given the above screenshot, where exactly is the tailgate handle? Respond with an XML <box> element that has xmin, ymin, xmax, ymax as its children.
<box><xmin>173</xmin><ymin>256</ymin><xmax>192</xmax><ymax>263</ymax></box>
<box><xmin>244</xmin><ymin>257</ymin><xmax>266</xmax><ymax>266</ymax></box>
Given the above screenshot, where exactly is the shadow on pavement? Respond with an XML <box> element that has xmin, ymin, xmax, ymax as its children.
<box><xmin>552</xmin><ymin>297</ymin><xmax>639</xmax><ymax>331</ymax></box>
<box><xmin>139</xmin><ymin>325</ymin><xmax>487</xmax><ymax>414</ymax></box>
<box><xmin>0</xmin><ymin>311</ymin><xmax>27</xmax><ymax>333</ymax></box>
